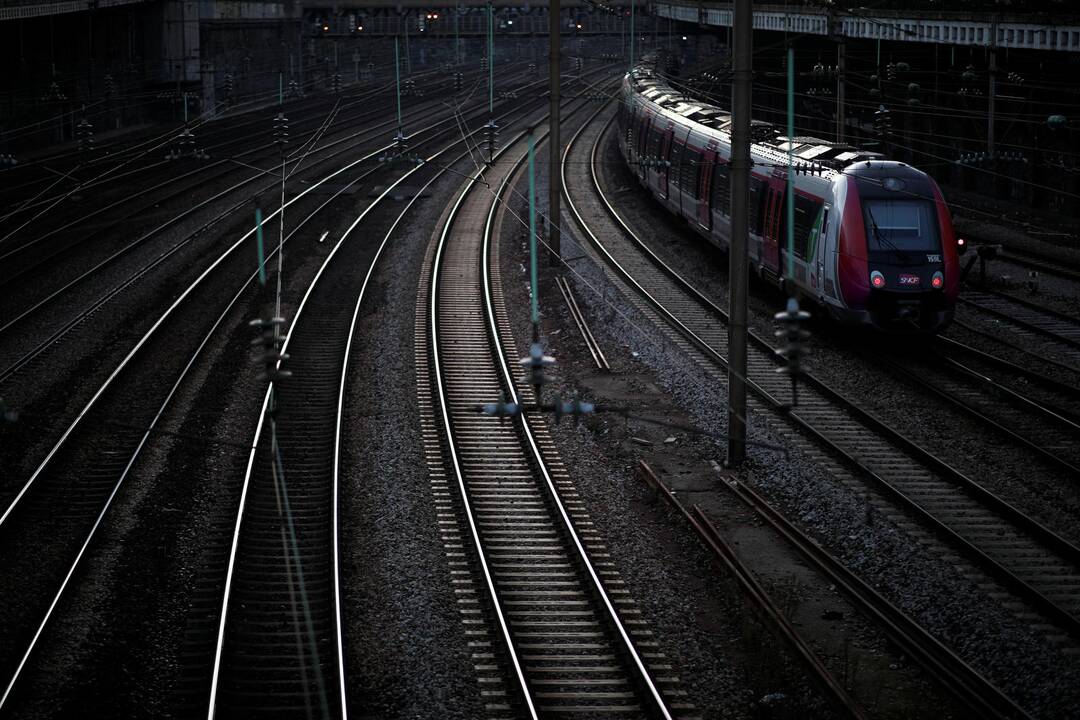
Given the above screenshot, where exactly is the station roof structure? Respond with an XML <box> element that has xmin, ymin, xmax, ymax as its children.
<box><xmin>653</xmin><ymin>1</ymin><xmax>1080</xmax><ymax>53</ymax></box>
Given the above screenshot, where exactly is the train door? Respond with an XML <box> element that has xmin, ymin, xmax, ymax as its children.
<box><xmin>761</xmin><ymin>172</ymin><xmax>786</xmax><ymax>274</ymax></box>
<box><xmin>815</xmin><ymin>204</ymin><xmax>834</xmax><ymax>302</ymax></box>
<box><xmin>698</xmin><ymin>146</ymin><xmax>716</xmax><ymax>230</ymax></box>
<box><xmin>658</xmin><ymin>125</ymin><xmax>673</xmax><ymax>199</ymax></box>
<box><xmin>636</xmin><ymin>111</ymin><xmax>651</xmax><ymax>182</ymax></box>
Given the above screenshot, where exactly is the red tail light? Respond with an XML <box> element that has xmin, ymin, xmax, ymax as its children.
<box><xmin>931</xmin><ymin>270</ymin><xmax>944</xmax><ymax>289</ymax></box>
<box><xmin>870</xmin><ymin>270</ymin><xmax>885</xmax><ymax>289</ymax></box>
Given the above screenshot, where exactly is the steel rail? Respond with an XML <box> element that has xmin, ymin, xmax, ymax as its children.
<box><xmin>0</xmin><ymin>95</ymin><xmax>431</xmax><ymax>704</ymax></box>
<box><xmin>0</xmin><ymin>54</ymin><xmax>438</xmax><ymax>186</ymax></box>
<box><xmin>554</xmin><ymin>275</ymin><xmax>610</xmax><ymax>369</ymax></box>
<box><xmin>0</xmin><ymin>78</ymin><xmax>550</xmax><ymax>718</ymax></box>
<box><xmin>713</xmin><ymin>470</ymin><xmax>1032</xmax><ymax>720</ymax></box>
<box><xmin>206</xmin><ymin>69</ymin><xmax>610</xmax><ymax>719</ymax></box>
<box><xmin>429</xmin><ymin>131</ymin><xmax>538</xmax><ymax>720</ymax></box>
<box><xmin>481</xmin><ymin>129</ymin><xmax>672</xmax><ymax>719</ymax></box>
<box><xmin>0</xmin><ymin>93</ymin><xmax>508</xmax><ymax>387</ymax></box>
<box><xmin>948</xmin><ymin>317</ymin><xmax>1080</xmax><ymax>375</ymax></box>
<box><xmin>935</xmin><ymin>333</ymin><xmax>1080</xmax><ymax>403</ymax></box>
<box><xmin>0</xmin><ymin>65</ymin><xmax>450</xmax><ymax>217</ymax></box>
<box><xmin>562</xmin><ymin>107</ymin><xmax>1080</xmax><ymax>640</ymax></box>
<box><xmin>0</xmin><ymin>67</ymin><xmax>503</xmax><ymax>280</ymax></box>
<box><xmin>995</xmin><ymin>249</ymin><xmax>1080</xmax><ymax>284</ymax></box>
<box><xmin>0</xmin><ymin>109</ymin><xmax>468</xmax><ymax>530</ymax></box>
<box><xmin>959</xmin><ymin>290</ymin><xmax>1080</xmax><ymax>352</ymax></box>
<box><xmin>866</xmin><ymin>350</ymin><xmax>1080</xmax><ymax>478</ymax></box>
<box><xmin>635</xmin><ymin>461</ymin><xmax>868</xmax><ymax>720</ymax></box>
<box><xmin>0</xmin><ymin>60</ymin><xmax>556</xmax><ymax>391</ymax></box>
<box><xmin>0</xmin><ymin>94</ymin><xmax>496</xmax><ymax>710</ymax></box>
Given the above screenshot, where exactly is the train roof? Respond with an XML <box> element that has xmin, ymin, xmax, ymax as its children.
<box><xmin>628</xmin><ymin>69</ymin><xmax>886</xmax><ymax>179</ymax></box>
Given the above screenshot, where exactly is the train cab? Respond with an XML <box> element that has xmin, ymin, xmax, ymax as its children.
<box><xmin>836</xmin><ymin>161</ymin><xmax>959</xmax><ymax>330</ymax></box>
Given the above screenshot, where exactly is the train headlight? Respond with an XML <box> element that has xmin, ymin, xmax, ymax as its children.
<box><xmin>957</xmin><ymin>237</ymin><xmax>968</xmax><ymax>255</ymax></box>
<box><xmin>870</xmin><ymin>270</ymin><xmax>885</xmax><ymax>289</ymax></box>
<box><xmin>931</xmin><ymin>270</ymin><xmax>944</xmax><ymax>289</ymax></box>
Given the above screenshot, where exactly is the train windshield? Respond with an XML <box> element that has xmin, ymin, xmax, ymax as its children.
<box><xmin>863</xmin><ymin>199</ymin><xmax>940</xmax><ymax>258</ymax></box>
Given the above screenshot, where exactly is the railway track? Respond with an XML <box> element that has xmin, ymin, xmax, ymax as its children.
<box><xmin>0</xmin><ymin>65</ymin><xmax>541</xmax><ymax>416</ymax></box>
<box><xmin>204</xmin><ymin>80</ymin><xmax>552</xmax><ymax>717</ymax></box>
<box><xmin>958</xmin><ymin>289</ymin><xmax>1080</xmax><ymax>364</ymax></box>
<box><xmin>0</xmin><ymin>58</ymin><xmax>417</xmax><ymax>211</ymax></box>
<box><xmin>0</xmin><ymin>82</ymin><xmax>552</xmax><ymax>712</ymax></box>
<box><xmin>417</xmin><ymin>99</ymin><xmax>691</xmax><ymax>717</ymax></box>
<box><xmin>996</xmin><ymin>248</ymin><xmax>1080</xmax><ymax>284</ymax></box>
<box><xmin>0</xmin><ymin>65</ymin><xmax>508</xmax><ymax>288</ymax></box>
<box><xmin>868</xmin><ymin>344</ymin><xmax>1080</xmax><ymax>479</ymax></box>
<box><xmin>560</xmin><ymin>104</ymin><xmax>1080</xmax><ymax>713</ymax></box>
<box><xmin>0</xmin><ymin>66</ymin><xmax>620</xmax><ymax>716</ymax></box>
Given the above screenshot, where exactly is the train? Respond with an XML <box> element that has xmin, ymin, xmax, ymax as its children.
<box><xmin>617</xmin><ymin>66</ymin><xmax>960</xmax><ymax>332</ymax></box>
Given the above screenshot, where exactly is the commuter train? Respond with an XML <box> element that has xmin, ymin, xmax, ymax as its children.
<box><xmin>617</xmin><ymin>68</ymin><xmax>960</xmax><ymax>331</ymax></box>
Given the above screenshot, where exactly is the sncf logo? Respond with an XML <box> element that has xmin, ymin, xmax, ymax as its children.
<box><xmin>899</xmin><ymin>274</ymin><xmax>921</xmax><ymax>285</ymax></box>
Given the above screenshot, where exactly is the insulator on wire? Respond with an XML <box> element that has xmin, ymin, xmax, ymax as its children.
<box><xmin>773</xmin><ymin>297</ymin><xmax>811</xmax><ymax>407</ymax></box>
<box><xmin>553</xmin><ymin>396</ymin><xmax>595</xmax><ymax>425</ymax></box>
<box><xmin>480</xmin><ymin>392</ymin><xmax>520</xmax><ymax>420</ymax></box>
<box><xmin>519</xmin><ymin>342</ymin><xmax>555</xmax><ymax>390</ymax></box>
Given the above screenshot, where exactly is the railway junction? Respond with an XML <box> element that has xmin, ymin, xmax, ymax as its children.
<box><xmin>1</xmin><ymin>0</ymin><xmax>1079</xmax><ymax>718</ymax></box>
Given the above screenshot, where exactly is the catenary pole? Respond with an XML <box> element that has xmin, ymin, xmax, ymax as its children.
<box><xmin>786</xmin><ymin>46</ymin><xmax>795</xmax><ymax>282</ymax></box>
<box><xmin>488</xmin><ymin>2</ymin><xmax>494</xmax><ymax>114</ymax></box>
<box><xmin>548</xmin><ymin>0</ymin><xmax>561</xmax><ymax>263</ymax></box>
<box><xmin>836</xmin><ymin>39</ymin><xmax>845</xmax><ymax>143</ymax></box>
<box><xmin>394</xmin><ymin>37</ymin><xmax>402</xmax><ymax>133</ymax></box>
<box><xmin>727</xmin><ymin>0</ymin><xmax>751</xmax><ymax>466</ymax></box>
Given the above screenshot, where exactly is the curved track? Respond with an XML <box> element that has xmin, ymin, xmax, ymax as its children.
<box><xmin>0</xmin><ymin>80</ymin><xmax>545</xmax><ymax>714</ymax></box>
<box><xmin>421</xmin><ymin>99</ymin><xmax>686</xmax><ymax>718</ymax></box>
<box><xmin>560</xmin><ymin>103</ymin><xmax>1079</xmax><ymax>716</ymax></box>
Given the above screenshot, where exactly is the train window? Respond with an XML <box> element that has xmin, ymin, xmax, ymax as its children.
<box><xmin>638</xmin><ymin>114</ymin><xmax>650</xmax><ymax>156</ymax></box>
<box><xmin>697</xmin><ymin>153</ymin><xmax>714</xmax><ymax>203</ymax></box>
<box><xmin>682</xmin><ymin>149</ymin><xmax>702</xmax><ymax>197</ymax></box>
<box><xmin>711</xmin><ymin>161</ymin><xmax>730</xmax><ymax>215</ymax></box>
<box><xmin>780</xmin><ymin>194</ymin><xmax>824</xmax><ymax>260</ymax></box>
<box><xmin>863</xmin><ymin>199</ymin><xmax>940</xmax><ymax>253</ymax></box>
<box><xmin>646</xmin><ymin>125</ymin><xmax>662</xmax><ymax>160</ymax></box>
<box><xmin>669</xmin><ymin>140</ymin><xmax>685</xmax><ymax>186</ymax></box>
<box><xmin>747</xmin><ymin>176</ymin><xmax>767</xmax><ymax>235</ymax></box>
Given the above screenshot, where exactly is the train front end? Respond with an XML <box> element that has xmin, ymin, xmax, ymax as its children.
<box><xmin>834</xmin><ymin>161</ymin><xmax>959</xmax><ymax>332</ymax></box>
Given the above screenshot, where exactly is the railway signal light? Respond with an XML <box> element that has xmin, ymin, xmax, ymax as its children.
<box><xmin>250</xmin><ymin>317</ymin><xmax>292</xmax><ymax>384</ymax></box>
<box><xmin>873</xmin><ymin>105</ymin><xmax>891</xmax><ymax>151</ymax></box>
<box><xmin>483</xmin><ymin>119</ymin><xmax>499</xmax><ymax>165</ymax></box>
<box><xmin>273</xmin><ymin>113</ymin><xmax>289</xmax><ymax>153</ymax></box>
<box><xmin>0</xmin><ymin>397</ymin><xmax>18</xmax><ymax>424</ymax></box>
<box><xmin>42</xmin><ymin>81</ymin><xmax>66</xmax><ymax>103</ymax></box>
<box><xmin>774</xmin><ymin>297</ymin><xmax>811</xmax><ymax>408</ymax></box>
<box><xmin>76</xmin><ymin>117</ymin><xmax>94</xmax><ymax>159</ymax></box>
